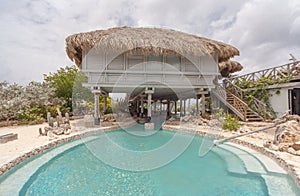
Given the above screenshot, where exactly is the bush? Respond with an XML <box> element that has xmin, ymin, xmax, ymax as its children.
<box><xmin>223</xmin><ymin>113</ymin><xmax>239</xmax><ymax>131</ymax></box>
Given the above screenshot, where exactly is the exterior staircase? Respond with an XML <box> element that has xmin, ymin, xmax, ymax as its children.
<box><xmin>213</xmin><ymin>60</ymin><xmax>300</xmax><ymax>121</ymax></box>
<box><xmin>226</xmin><ymin>93</ymin><xmax>264</xmax><ymax>121</ymax></box>
<box><xmin>212</xmin><ymin>82</ymin><xmax>265</xmax><ymax>121</ymax></box>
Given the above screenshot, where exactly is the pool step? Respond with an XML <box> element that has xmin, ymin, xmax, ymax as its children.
<box><xmin>261</xmin><ymin>175</ymin><xmax>297</xmax><ymax>196</ymax></box>
<box><xmin>211</xmin><ymin>147</ymin><xmax>247</xmax><ymax>175</ymax></box>
<box><xmin>215</xmin><ymin>143</ymin><xmax>299</xmax><ymax>195</ymax></box>
<box><xmin>218</xmin><ymin>143</ymin><xmax>267</xmax><ymax>174</ymax></box>
<box><xmin>226</xmin><ymin>143</ymin><xmax>287</xmax><ymax>174</ymax></box>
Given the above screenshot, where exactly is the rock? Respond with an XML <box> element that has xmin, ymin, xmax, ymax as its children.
<box><xmin>168</xmin><ymin>117</ymin><xmax>176</xmax><ymax>121</ymax></box>
<box><xmin>103</xmin><ymin>114</ymin><xmax>117</xmax><ymax>122</ymax></box>
<box><xmin>238</xmin><ymin>125</ymin><xmax>251</xmax><ymax>134</ymax></box>
<box><xmin>288</xmin><ymin>147</ymin><xmax>296</xmax><ymax>155</ymax></box>
<box><xmin>53</xmin><ymin>127</ymin><xmax>64</xmax><ymax>135</ymax></box>
<box><xmin>278</xmin><ymin>143</ymin><xmax>289</xmax><ymax>152</ymax></box>
<box><xmin>291</xmin><ymin>141</ymin><xmax>300</xmax><ymax>151</ymax></box>
<box><xmin>144</xmin><ymin>123</ymin><xmax>154</xmax><ymax>129</ymax></box>
<box><xmin>208</xmin><ymin>119</ymin><xmax>222</xmax><ymax>127</ymax></box>
<box><xmin>263</xmin><ymin>141</ymin><xmax>272</xmax><ymax>148</ymax></box>
<box><xmin>270</xmin><ymin>144</ymin><xmax>279</xmax><ymax>151</ymax></box>
<box><xmin>285</xmin><ymin>120</ymin><xmax>300</xmax><ymax>131</ymax></box>
<box><xmin>43</xmin><ymin>126</ymin><xmax>53</xmax><ymax>136</ymax></box>
<box><xmin>181</xmin><ymin>115</ymin><xmax>192</xmax><ymax>122</ymax></box>
<box><xmin>47</xmin><ymin>131</ymin><xmax>58</xmax><ymax>140</ymax></box>
<box><xmin>84</xmin><ymin>115</ymin><xmax>94</xmax><ymax>127</ymax></box>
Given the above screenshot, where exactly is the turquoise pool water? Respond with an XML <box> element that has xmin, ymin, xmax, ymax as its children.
<box><xmin>1</xmin><ymin>126</ymin><xmax>300</xmax><ymax>195</ymax></box>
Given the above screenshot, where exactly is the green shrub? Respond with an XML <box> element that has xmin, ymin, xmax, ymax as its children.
<box><xmin>223</xmin><ymin>113</ymin><xmax>239</xmax><ymax>131</ymax></box>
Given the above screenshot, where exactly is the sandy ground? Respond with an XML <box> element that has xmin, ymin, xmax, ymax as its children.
<box><xmin>0</xmin><ymin>123</ymin><xmax>51</xmax><ymax>166</ymax></box>
<box><xmin>0</xmin><ymin>120</ymin><xmax>300</xmax><ymax>186</ymax></box>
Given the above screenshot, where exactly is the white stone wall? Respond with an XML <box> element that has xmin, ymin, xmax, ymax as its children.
<box><xmin>269</xmin><ymin>88</ymin><xmax>290</xmax><ymax>117</ymax></box>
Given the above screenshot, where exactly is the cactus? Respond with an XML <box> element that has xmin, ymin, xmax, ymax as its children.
<box><xmin>65</xmin><ymin>112</ymin><xmax>70</xmax><ymax>124</ymax></box>
<box><xmin>47</xmin><ymin>112</ymin><xmax>51</xmax><ymax>124</ymax></box>
<box><xmin>56</xmin><ymin>115</ymin><xmax>60</xmax><ymax>127</ymax></box>
<box><xmin>49</xmin><ymin>117</ymin><xmax>54</xmax><ymax>127</ymax></box>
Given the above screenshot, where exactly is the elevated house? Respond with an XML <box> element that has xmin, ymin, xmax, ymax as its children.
<box><xmin>65</xmin><ymin>27</ymin><xmax>242</xmax><ymax>124</ymax></box>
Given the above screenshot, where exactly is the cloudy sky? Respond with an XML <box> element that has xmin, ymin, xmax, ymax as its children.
<box><xmin>1</xmin><ymin>0</ymin><xmax>299</xmax><ymax>84</ymax></box>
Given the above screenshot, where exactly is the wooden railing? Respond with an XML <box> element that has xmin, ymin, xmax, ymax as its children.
<box><xmin>228</xmin><ymin>91</ymin><xmax>248</xmax><ymax>121</ymax></box>
<box><xmin>213</xmin><ymin>83</ymin><xmax>248</xmax><ymax>121</ymax></box>
<box><xmin>229</xmin><ymin>61</ymin><xmax>300</xmax><ymax>84</ymax></box>
<box><xmin>223</xmin><ymin>78</ymin><xmax>272</xmax><ymax>120</ymax></box>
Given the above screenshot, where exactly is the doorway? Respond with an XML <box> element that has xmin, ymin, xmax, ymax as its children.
<box><xmin>289</xmin><ymin>88</ymin><xmax>300</xmax><ymax>115</ymax></box>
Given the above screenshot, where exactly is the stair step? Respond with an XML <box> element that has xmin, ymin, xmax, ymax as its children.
<box><xmin>261</xmin><ymin>175</ymin><xmax>296</xmax><ymax>196</ymax></box>
<box><xmin>227</xmin><ymin>143</ymin><xmax>287</xmax><ymax>174</ymax></box>
<box><xmin>211</xmin><ymin>147</ymin><xmax>248</xmax><ymax>175</ymax></box>
<box><xmin>247</xmin><ymin>118</ymin><xmax>262</xmax><ymax>121</ymax></box>
<box><xmin>219</xmin><ymin>144</ymin><xmax>267</xmax><ymax>174</ymax></box>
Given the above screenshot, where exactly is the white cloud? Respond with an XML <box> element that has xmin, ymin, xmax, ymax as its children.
<box><xmin>211</xmin><ymin>0</ymin><xmax>300</xmax><ymax>74</ymax></box>
<box><xmin>0</xmin><ymin>0</ymin><xmax>299</xmax><ymax>84</ymax></box>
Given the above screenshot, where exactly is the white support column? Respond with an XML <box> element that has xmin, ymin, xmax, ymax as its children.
<box><xmin>180</xmin><ymin>99</ymin><xmax>183</xmax><ymax>117</ymax></box>
<box><xmin>183</xmin><ymin>99</ymin><xmax>186</xmax><ymax>116</ymax></box>
<box><xmin>145</xmin><ymin>87</ymin><xmax>154</xmax><ymax>125</ymax></box>
<box><xmin>154</xmin><ymin>101</ymin><xmax>157</xmax><ymax>113</ymax></box>
<box><xmin>196</xmin><ymin>95</ymin><xmax>199</xmax><ymax>115</ymax></box>
<box><xmin>147</xmin><ymin>93</ymin><xmax>152</xmax><ymax>118</ymax></box>
<box><xmin>136</xmin><ymin>99</ymin><xmax>139</xmax><ymax>117</ymax></box>
<box><xmin>93</xmin><ymin>90</ymin><xmax>101</xmax><ymax>125</ymax></box>
<box><xmin>201</xmin><ymin>94</ymin><xmax>206</xmax><ymax>115</ymax></box>
<box><xmin>141</xmin><ymin>97</ymin><xmax>144</xmax><ymax>117</ymax></box>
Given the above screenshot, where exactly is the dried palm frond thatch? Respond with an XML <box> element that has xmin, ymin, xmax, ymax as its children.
<box><xmin>219</xmin><ymin>60</ymin><xmax>243</xmax><ymax>77</ymax></box>
<box><xmin>65</xmin><ymin>27</ymin><xmax>242</xmax><ymax>75</ymax></box>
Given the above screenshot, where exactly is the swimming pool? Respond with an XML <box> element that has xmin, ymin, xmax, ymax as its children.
<box><xmin>1</xmin><ymin>126</ymin><xmax>300</xmax><ymax>195</ymax></box>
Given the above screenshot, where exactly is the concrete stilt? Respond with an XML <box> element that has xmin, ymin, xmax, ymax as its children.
<box><xmin>183</xmin><ymin>99</ymin><xmax>186</xmax><ymax>116</ymax></box>
<box><xmin>174</xmin><ymin>101</ymin><xmax>177</xmax><ymax>115</ymax></box>
<box><xmin>136</xmin><ymin>99</ymin><xmax>139</xmax><ymax>117</ymax></box>
<box><xmin>180</xmin><ymin>99</ymin><xmax>183</xmax><ymax>117</ymax></box>
<box><xmin>201</xmin><ymin>94</ymin><xmax>206</xmax><ymax>115</ymax></box>
<box><xmin>93</xmin><ymin>90</ymin><xmax>100</xmax><ymax>125</ymax></box>
<box><xmin>147</xmin><ymin>93</ymin><xmax>152</xmax><ymax>118</ymax></box>
<box><xmin>145</xmin><ymin>87</ymin><xmax>154</xmax><ymax>127</ymax></box>
<box><xmin>167</xmin><ymin>100</ymin><xmax>170</xmax><ymax>117</ymax></box>
<box><xmin>141</xmin><ymin>97</ymin><xmax>144</xmax><ymax>117</ymax></box>
<box><xmin>196</xmin><ymin>95</ymin><xmax>199</xmax><ymax>115</ymax></box>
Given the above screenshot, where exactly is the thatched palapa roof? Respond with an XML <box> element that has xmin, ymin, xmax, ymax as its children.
<box><xmin>219</xmin><ymin>60</ymin><xmax>243</xmax><ymax>77</ymax></box>
<box><xmin>65</xmin><ymin>27</ymin><xmax>242</xmax><ymax>76</ymax></box>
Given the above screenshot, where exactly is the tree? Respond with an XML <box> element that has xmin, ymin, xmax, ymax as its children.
<box><xmin>44</xmin><ymin>66</ymin><xmax>85</xmax><ymax>111</ymax></box>
<box><xmin>44</xmin><ymin>66</ymin><xmax>112</xmax><ymax>115</ymax></box>
<box><xmin>0</xmin><ymin>81</ymin><xmax>63</xmax><ymax>122</ymax></box>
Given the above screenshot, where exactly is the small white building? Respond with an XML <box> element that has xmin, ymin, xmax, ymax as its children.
<box><xmin>268</xmin><ymin>82</ymin><xmax>300</xmax><ymax>116</ymax></box>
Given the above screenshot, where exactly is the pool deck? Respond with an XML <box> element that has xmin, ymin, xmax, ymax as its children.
<box><xmin>0</xmin><ymin>120</ymin><xmax>300</xmax><ymax>188</ymax></box>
